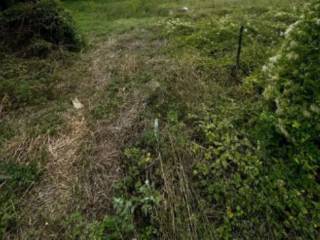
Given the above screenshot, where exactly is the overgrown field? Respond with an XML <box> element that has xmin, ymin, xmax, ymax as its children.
<box><xmin>1</xmin><ymin>0</ymin><xmax>319</xmax><ymax>239</ymax></box>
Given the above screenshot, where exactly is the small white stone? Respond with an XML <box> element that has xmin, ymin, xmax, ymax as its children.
<box><xmin>181</xmin><ymin>6</ymin><xmax>189</xmax><ymax>12</ymax></box>
<box><xmin>72</xmin><ymin>98</ymin><xmax>84</xmax><ymax>109</ymax></box>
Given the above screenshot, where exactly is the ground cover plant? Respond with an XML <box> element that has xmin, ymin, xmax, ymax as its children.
<box><xmin>0</xmin><ymin>0</ymin><xmax>319</xmax><ymax>239</ymax></box>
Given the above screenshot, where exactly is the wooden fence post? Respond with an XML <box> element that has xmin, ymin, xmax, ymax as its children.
<box><xmin>236</xmin><ymin>25</ymin><xmax>245</xmax><ymax>72</ymax></box>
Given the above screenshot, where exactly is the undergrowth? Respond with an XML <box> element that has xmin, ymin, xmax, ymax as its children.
<box><xmin>1</xmin><ymin>0</ymin><xmax>319</xmax><ymax>239</ymax></box>
<box><xmin>0</xmin><ymin>162</ymin><xmax>40</xmax><ymax>238</ymax></box>
<box><xmin>90</xmin><ymin>0</ymin><xmax>320</xmax><ymax>239</ymax></box>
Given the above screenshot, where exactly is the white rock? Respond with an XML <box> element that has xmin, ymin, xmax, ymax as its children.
<box><xmin>178</xmin><ymin>6</ymin><xmax>189</xmax><ymax>12</ymax></box>
<box><xmin>72</xmin><ymin>97</ymin><xmax>84</xmax><ymax>109</ymax></box>
<box><xmin>182</xmin><ymin>6</ymin><xmax>189</xmax><ymax>11</ymax></box>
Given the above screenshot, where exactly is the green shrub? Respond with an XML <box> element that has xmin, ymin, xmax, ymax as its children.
<box><xmin>191</xmin><ymin>99</ymin><xmax>266</xmax><ymax>238</ymax></box>
<box><xmin>261</xmin><ymin>0</ymin><xmax>320</xmax><ymax>173</ymax></box>
<box><xmin>257</xmin><ymin>1</ymin><xmax>320</xmax><ymax>235</ymax></box>
<box><xmin>190</xmin><ymin>1</ymin><xmax>320</xmax><ymax>238</ymax></box>
<box><xmin>0</xmin><ymin>0</ymin><xmax>83</xmax><ymax>54</ymax></box>
<box><xmin>0</xmin><ymin>0</ymin><xmax>36</xmax><ymax>11</ymax></box>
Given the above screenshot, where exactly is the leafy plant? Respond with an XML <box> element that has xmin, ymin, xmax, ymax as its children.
<box><xmin>190</xmin><ymin>1</ymin><xmax>320</xmax><ymax>238</ymax></box>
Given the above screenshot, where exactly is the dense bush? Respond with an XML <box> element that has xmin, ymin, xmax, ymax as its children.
<box><xmin>0</xmin><ymin>0</ymin><xmax>35</xmax><ymax>11</ymax></box>
<box><xmin>191</xmin><ymin>1</ymin><xmax>320</xmax><ymax>238</ymax></box>
<box><xmin>258</xmin><ymin>1</ymin><xmax>320</xmax><ymax>235</ymax></box>
<box><xmin>261</xmin><ymin>0</ymin><xmax>320</xmax><ymax>174</ymax></box>
<box><xmin>0</xmin><ymin>0</ymin><xmax>83</xmax><ymax>55</ymax></box>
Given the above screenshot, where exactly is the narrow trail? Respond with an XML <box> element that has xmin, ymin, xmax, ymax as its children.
<box><xmin>14</xmin><ymin>31</ymin><xmax>163</xmax><ymax>239</ymax></box>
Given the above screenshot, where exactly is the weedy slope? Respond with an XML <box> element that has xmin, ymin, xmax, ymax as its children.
<box><xmin>1</xmin><ymin>0</ymin><xmax>318</xmax><ymax>239</ymax></box>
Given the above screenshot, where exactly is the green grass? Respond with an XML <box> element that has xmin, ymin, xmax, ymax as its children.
<box><xmin>0</xmin><ymin>162</ymin><xmax>40</xmax><ymax>237</ymax></box>
<box><xmin>1</xmin><ymin>0</ymin><xmax>318</xmax><ymax>239</ymax></box>
<box><xmin>63</xmin><ymin>0</ymin><xmax>169</xmax><ymax>38</ymax></box>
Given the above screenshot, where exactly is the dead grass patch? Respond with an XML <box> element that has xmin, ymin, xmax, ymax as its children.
<box><xmin>15</xmin><ymin>111</ymin><xmax>88</xmax><ymax>237</ymax></box>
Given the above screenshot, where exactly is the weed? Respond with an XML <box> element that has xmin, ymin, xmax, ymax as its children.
<box><xmin>0</xmin><ymin>162</ymin><xmax>40</xmax><ymax>238</ymax></box>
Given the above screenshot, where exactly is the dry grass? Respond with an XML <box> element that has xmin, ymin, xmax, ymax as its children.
<box><xmin>3</xmin><ymin>30</ymin><xmax>165</xmax><ymax>238</ymax></box>
<box><xmin>79</xmin><ymin>96</ymin><xmax>144</xmax><ymax>218</ymax></box>
<box><xmin>1</xmin><ymin>22</ymin><xmax>221</xmax><ymax>238</ymax></box>
<box><xmin>3</xmin><ymin>135</ymin><xmax>48</xmax><ymax>166</ymax></box>
<box><xmin>77</xmin><ymin>34</ymin><xmax>164</xmax><ymax>219</ymax></box>
<box><xmin>12</xmin><ymin>111</ymin><xmax>88</xmax><ymax>238</ymax></box>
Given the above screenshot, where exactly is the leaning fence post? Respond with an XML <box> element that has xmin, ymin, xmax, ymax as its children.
<box><xmin>236</xmin><ymin>25</ymin><xmax>245</xmax><ymax>72</ymax></box>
